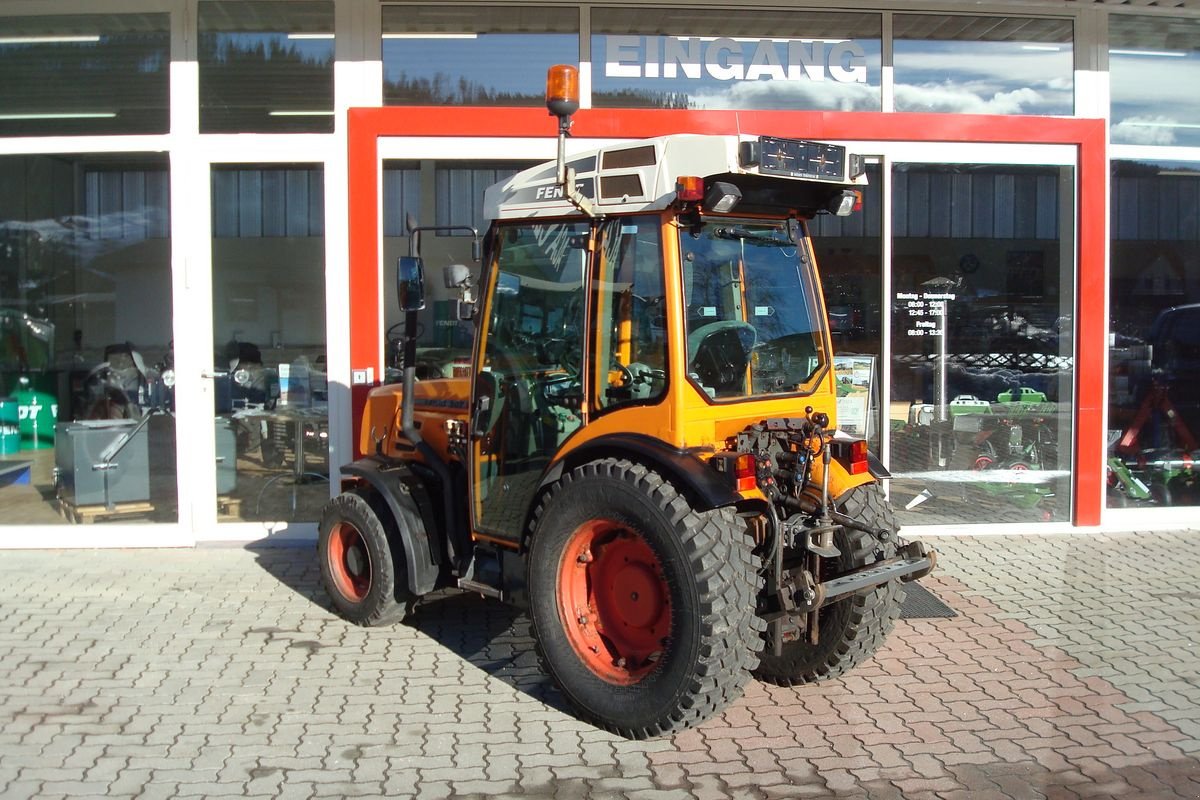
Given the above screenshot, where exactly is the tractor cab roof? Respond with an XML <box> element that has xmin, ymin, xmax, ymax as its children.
<box><xmin>483</xmin><ymin>133</ymin><xmax>867</xmax><ymax>222</ymax></box>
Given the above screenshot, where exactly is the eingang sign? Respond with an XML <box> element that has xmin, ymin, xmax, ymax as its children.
<box><xmin>602</xmin><ymin>36</ymin><xmax>869</xmax><ymax>84</ymax></box>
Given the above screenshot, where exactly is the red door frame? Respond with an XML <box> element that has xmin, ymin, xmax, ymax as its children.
<box><xmin>347</xmin><ymin>106</ymin><xmax>1106</xmax><ymax>526</ymax></box>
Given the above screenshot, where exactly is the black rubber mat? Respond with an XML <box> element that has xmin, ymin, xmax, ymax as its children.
<box><xmin>900</xmin><ymin>582</ymin><xmax>957</xmax><ymax>619</ymax></box>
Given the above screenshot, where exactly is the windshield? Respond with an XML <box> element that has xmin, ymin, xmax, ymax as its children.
<box><xmin>680</xmin><ymin>217</ymin><xmax>827</xmax><ymax>400</ymax></box>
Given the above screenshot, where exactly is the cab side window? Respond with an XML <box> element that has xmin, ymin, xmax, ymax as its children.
<box><xmin>594</xmin><ymin>216</ymin><xmax>667</xmax><ymax>412</ymax></box>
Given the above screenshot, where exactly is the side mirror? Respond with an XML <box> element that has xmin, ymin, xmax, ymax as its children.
<box><xmin>397</xmin><ymin>256</ymin><xmax>426</xmax><ymax>312</ymax></box>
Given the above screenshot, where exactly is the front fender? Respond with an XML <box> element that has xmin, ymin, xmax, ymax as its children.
<box><xmin>340</xmin><ymin>456</ymin><xmax>441</xmax><ymax>595</ymax></box>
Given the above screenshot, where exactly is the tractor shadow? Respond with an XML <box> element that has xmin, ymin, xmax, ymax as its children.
<box><xmin>248</xmin><ymin>544</ymin><xmax>572</xmax><ymax>715</ymax></box>
<box><xmin>406</xmin><ymin>590</ymin><xmax>572</xmax><ymax>713</ymax></box>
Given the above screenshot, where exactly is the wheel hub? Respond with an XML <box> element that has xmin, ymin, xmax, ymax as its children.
<box><xmin>558</xmin><ymin>520</ymin><xmax>671</xmax><ymax>684</ymax></box>
<box><xmin>328</xmin><ymin>522</ymin><xmax>372</xmax><ymax>602</ymax></box>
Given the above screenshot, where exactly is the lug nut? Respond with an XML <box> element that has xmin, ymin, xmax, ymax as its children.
<box><xmin>577</xmin><ymin>551</ymin><xmax>593</xmax><ymax>563</ymax></box>
<box><xmin>578</xmin><ymin>614</ymin><xmax>589</xmax><ymax>625</ymax></box>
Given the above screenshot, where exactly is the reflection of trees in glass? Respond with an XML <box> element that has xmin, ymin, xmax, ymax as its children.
<box><xmin>384</xmin><ymin>72</ymin><xmax>544</xmax><ymax>106</ymax></box>
<box><xmin>0</xmin><ymin>35</ymin><xmax>169</xmax><ymax>135</ymax></box>
<box><xmin>590</xmin><ymin>89</ymin><xmax>694</xmax><ymax>110</ymax></box>
<box><xmin>199</xmin><ymin>35</ymin><xmax>332</xmax><ymax>131</ymax></box>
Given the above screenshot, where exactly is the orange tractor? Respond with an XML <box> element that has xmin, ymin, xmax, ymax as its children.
<box><xmin>319</xmin><ymin>65</ymin><xmax>935</xmax><ymax>738</ymax></box>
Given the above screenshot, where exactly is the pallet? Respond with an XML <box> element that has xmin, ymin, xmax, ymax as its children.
<box><xmin>55</xmin><ymin>498</ymin><xmax>155</xmax><ymax>524</ymax></box>
<box><xmin>217</xmin><ymin>495</ymin><xmax>242</xmax><ymax>518</ymax></box>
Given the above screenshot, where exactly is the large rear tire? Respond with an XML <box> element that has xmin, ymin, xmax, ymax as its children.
<box><xmin>527</xmin><ymin>459</ymin><xmax>762</xmax><ymax>739</ymax></box>
<box><xmin>318</xmin><ymin>489</ymin><xmax>414</xmax><ymax>626</ymax></box>
<box><xmin>753</xmin><ymin>483</ymin><xmax>905</xmax><ymax>686</ymax></box>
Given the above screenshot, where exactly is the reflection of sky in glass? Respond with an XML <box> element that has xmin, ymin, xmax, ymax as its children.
<box><xmin>205</xmin><ymin>33</ymin><xmax>333</xmax><ymax>64</ymax></box>
<box><xmin>383</xmin><ymin>35</ymin><xmax>578</xmax><ymax>105</ymax></box>
<box><xmin>590</xmin><ymin>34</ymin><xmax>882</xmax><ymax>111</ymax></box>
<box><xmin>894</xmin><ymin>40</ymin><xmax>1073</xmax><ymax>115</ymax></box>
<box><xmin>1111</xmin><ymin>53</ymin><xmax>1200</xmax><ymax>147</ymax></box>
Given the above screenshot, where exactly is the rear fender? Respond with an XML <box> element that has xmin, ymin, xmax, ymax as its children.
<box><xmin>813</xmin><ymin>451</ymin><xmax>881</xmax><ymax>503</ymax></box>
<box><xmin>340</xmin><ymin>457</ymin><xmax>441</xmax><ymax>595</ymax></box>
<box><xmin>528</xmin><ymin>433</ymin><xmax>739</xmax><ymax>551</ymax></box>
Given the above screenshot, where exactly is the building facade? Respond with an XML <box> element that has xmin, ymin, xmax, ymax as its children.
<box><xmin>0</xmin><ymin>0</ymin><xmax>1197</xmax><ymax>547</ymax></box>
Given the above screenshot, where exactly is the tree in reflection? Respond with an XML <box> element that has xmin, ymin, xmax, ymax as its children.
<box><xmin>199</xmin><ymin>34</ymin><xmax>332</xmax><ymax>131</ymax></box>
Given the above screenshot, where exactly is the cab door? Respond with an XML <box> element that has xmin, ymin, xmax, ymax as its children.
<box><xmin>470</xmin><ymin>220</ymin><xmax>592</xmax><ymax>542</ymax></box>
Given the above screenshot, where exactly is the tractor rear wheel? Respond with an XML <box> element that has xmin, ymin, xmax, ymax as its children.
<box><xmin>754</xmin><ymin>483</ymin><xmax>905</xmax><ymax>686</ymax></box>
<box><xmin>527</xmin><ymin>459</ymin><xmax>761</xmax><ymax>739</ymax></box>
<box><xmin>318</xmin><ymin>489</ymin><xmax>414</xmax><ymax>626</ymax></box>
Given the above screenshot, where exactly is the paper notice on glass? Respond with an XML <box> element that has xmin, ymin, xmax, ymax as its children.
<box><xmin>837</xmin><ymin>394</ymin><xmax>869</xmax><ymax>436</ymax></box>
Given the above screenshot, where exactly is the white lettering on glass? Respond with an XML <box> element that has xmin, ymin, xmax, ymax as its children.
<box><xmin>663</xmin><ymin>37</ymin><xmax>702</xmax><ymax>79</ymax></box>
<box><xmin>606</xmin><ymin>35</ymin><xmax>642</xmax><ymax>78</ymax></box>
<box><xmin>828</xmin><ymin>40</ymin><xmax>866</xmax><ymax>83</ymax></box>
<box><xmin>705</xmin><ymin>38</ymin><xmax>743</xmax><ymax>81</ymax></box>
<box><xmin>745</xmin><ymin>40</ymin><xmax>786</xmax><ymax>81</ymax></box>
<box><xmin>604</xmin><ymin>36</ymin><xmax>868</xmax><ymax>84</ymax></box>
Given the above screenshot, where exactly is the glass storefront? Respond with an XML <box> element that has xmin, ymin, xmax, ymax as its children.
<box><xmin>0</xmin><ymin>13</ymin><xmax>169</xmax><ymax>137</ymax></box>
<box><xmin>199</xmin><ymin>1</ymin><xmax>335</xmax><ymax>133</ymax></box>
<box><xmin>1110</xmin><ymin>15</ymin><xmax>1200</xmax><ymax>148</ymax></box>
<box><xmin>888</xmin><ymin>163</ymin><xmax>1075</xmax><ymax>526</ymax></box>
<box><xmin>811</xmin><ymin>163</ymin><xmax>884</xmax><ymax>452</ymax></box>
<box><xmin>382</xmin><ymin>6</ymin><xmax>578</xmax><ymax>106</ymax></box>
<box><xmin>1108</xmin><ymin>160</ymin><xmax>1200</xmax><ymax>507</ymax></box>
<box><xmin>590</xmin><ymin>8</ymin><xmax>882</xmax><ymax>110</ymax></box>
<box><xmin>0</xmin><ymin>154</ymin><xmax>175</xmax><ymax>523</ymax></box>
<box><xmin>210</xmin><ymin>165</ymin><xmax>328</xmax><ymax>522</ymax></box>
<box><xmin>0</xmin><ymin>2</ymin><xmax>1196</xmax><ymax>540</ymax></box>
<box><xmin>893</xmin><ymin>15</ymin><xmax>1073</xmax><ymax>115</ymax></box>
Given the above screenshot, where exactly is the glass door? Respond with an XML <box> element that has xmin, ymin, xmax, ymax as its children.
<box><xmin>884</xmin><ymin>151</ymin><xmax>1076</xmax><ymax>527</ymax></box>
<box><xmin>208</xmin><ymin>163</ymin><xmax>330</xmax><ymax>524</ymax></box>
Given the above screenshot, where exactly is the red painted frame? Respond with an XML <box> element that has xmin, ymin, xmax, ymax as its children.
<box><xmin>347</xmin><ymin>107</ymin><xmax>1106</xmax><ymax>526</ymax></box>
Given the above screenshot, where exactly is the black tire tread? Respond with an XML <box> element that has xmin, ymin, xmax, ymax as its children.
<box><xmin>753</xmin><ymin>483</ymin><xmax>906</xmax><ymax>687</ymax></box>
<box><xmin>529</xmin><ymin>458</ymin><xmax>764</xmax><ymax>739</ymax></box>
<box><xmin>317</xmin><ymin>489</ymin><xmax>414</xmax><ymax>627</ymax></box>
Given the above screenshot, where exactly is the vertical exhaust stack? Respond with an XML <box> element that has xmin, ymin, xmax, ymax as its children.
<box><xmin>545</xmin><ymin>64</ymin><xmax>596</xmax><ymax>218</ymax></box>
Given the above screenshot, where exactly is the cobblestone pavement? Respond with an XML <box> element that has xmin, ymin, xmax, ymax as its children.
<box><xmin>1</xmin><ymin>531</ymin><xmax>1199</xmax><ymax>799</ymax></box>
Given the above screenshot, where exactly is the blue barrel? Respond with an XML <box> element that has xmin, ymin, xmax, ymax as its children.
<box><xmin>0</xmin><ymin>397</ymin><xmax>18</xmax><ymax>455</ymax></box>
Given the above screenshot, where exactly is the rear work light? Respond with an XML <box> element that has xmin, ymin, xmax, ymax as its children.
<box><xmin>830</xmin><ymin>437</ymin><xmax>870</xmax><ymax>475</ymax></box>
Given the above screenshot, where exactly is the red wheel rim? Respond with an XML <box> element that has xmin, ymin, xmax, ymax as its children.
<box><xmin>327</xmin><ymin>522</ymin><xmax>371</xmax><ymax>602</ymax></box>
<box><xmin>557</xmin><ymin>519</ymin><xmax>671</xmax><ymax>685</ymax></box>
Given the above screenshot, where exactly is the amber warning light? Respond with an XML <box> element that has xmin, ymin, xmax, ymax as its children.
<box><xmin>546</xmin><ymin>64</ymin><xmax>579</xmax><ymax>119</ymax></box>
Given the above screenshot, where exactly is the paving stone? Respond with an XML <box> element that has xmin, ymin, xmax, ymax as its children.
<box><xmin>1</xmin><ymin>538</ymin><xmax>1199</xmax><ymax>798</ymax></box>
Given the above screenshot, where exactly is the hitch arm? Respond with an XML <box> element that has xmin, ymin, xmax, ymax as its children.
<box><xmin>818</xmin><ymin>542</ymin><xmax>938</xmax><ymax>606</ymax></box>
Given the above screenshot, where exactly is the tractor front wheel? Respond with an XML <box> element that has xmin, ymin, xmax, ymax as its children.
<box><xmin>318</xmin><ymin>490</ymin><xmax>414</xmax><ymax>627</ymax></box>
<box><xmin>527</xmin><ymin>459</ymin><xmax>761</xmax><ymax>739</ymax></box>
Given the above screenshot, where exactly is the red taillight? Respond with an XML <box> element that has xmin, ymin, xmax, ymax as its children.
<box><xmin>711</xmin><ymin>452</ymin><xmax>759</xmax><ymax>493</ymax></box>
<box><xmin>734</xmin><ymin>453</ymin><xmax>757</xmax><ymax>492</ymax></box>
<box><xmin>849</xmin><ymin>439</ymin><xmax>868</xmax><ymax>474</ymax></box>
<box><xmin>676</xmin><ymin>176</ymin><xmax>704</xmax><ymax>202</ymax></box>
<box><xmin>830</xmin><ymin>437</ymin><xmax>870</xmax><ymax>475</ymax></box>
